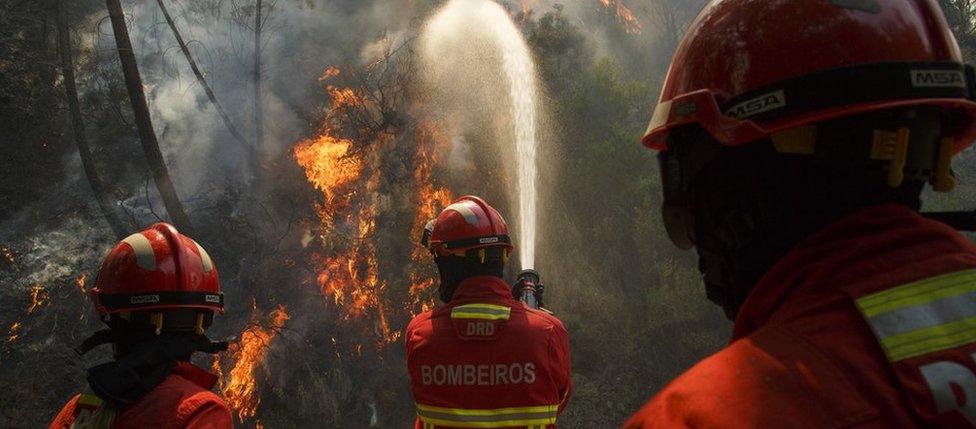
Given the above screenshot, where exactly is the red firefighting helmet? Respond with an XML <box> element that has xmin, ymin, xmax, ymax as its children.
<box><xmin>422</xmin><ymin>196</ymin><xmax>514</xmax><ymax>257</ymax></box>
<box><xmin>644</xmin><ymin>0</ymin><xmax>976</xmax><ymax>154</ymax></box>
<box><xmin>91</xmin><ymin>223</ymin><xmax>223</xmax><ymax>316</ymax></box>
<box><xmin>647</xmin><ymin>0</ymin><xmax>976</xmax><ymax>249</ymax></box>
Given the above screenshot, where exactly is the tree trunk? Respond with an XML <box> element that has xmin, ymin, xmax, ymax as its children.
<box><xmin>156</xmin><ymin>0</ymin><xmax>247</xmax><ymax>146</ymax></box>
<box><xmin>252</xmin><ymin>0</ymin><xmax>264</xmax><ymax>179</ymax></box>
<box><xmin>106</xmin><ymin>0</ymin><xmax>194</xmax><ymax>234</ymax></box>
<box><xmin>57</xmin><ymin>0</ymin><xmax>130</xmax><ymax>240</ymax></box>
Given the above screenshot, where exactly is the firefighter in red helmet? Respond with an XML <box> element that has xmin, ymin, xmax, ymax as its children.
<box><xmin>406</xmin><ymin>196</ymin><xmax>572</xmax><ymax>429</ymax></box>
<box><xmin>625</xmin><ymin>0</ymin><xmax>976</xmax><ymax>427</ymax></box>
<box><xmin>49</xmin><ymin>223</ymin><xmax>232</xmax><ymax>429</ymax></box>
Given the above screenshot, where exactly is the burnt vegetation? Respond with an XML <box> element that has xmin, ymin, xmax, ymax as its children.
<box><xmin>1</xmin><ymin>1</ymin><xmax>975</xmax><ymax>428</ymax></box>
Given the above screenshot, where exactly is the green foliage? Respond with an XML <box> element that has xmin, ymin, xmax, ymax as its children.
<box><xmin>526</xmin><ymin>8</ymin><xmax>727</xmax><ymax>426</ymax></box>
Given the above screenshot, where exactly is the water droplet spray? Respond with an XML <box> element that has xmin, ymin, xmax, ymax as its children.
<box><xmin>421</xmin><ymin>0</ymin><xmax>541</xmax><ymax>270</ymax></box>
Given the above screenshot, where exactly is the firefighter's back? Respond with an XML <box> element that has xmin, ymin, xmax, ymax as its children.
<box><xmin>49</xmin><ymin>362</ymin><xmax>232</xmax><ymax>429</ymax></box>
<box><xmin>625</xmin><ymin>205</ymin><xmax>976</xmax><ymax>428</ymax></box>
<box><xmin>405</xmin><ymin>275</ymin><xmax>571</xmax><ymax>429</ymax></box>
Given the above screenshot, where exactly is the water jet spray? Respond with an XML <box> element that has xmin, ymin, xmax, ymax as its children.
<box><xmin>421</xmin><ymin>0</ymin><xmax>541</xmax><ymax>273</ymax></box>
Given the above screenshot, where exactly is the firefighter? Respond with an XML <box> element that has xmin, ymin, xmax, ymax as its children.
<box><xmin>50</xmin><ymin>223</ymin><xmax>232</xmax><ymax>428</ymax></box>
<box><xmin>406</xmin><ymin>196</ymin><xmax>572</xmax><ymax>429</ymax></box>
<box><xmin>624</xmin><ymin>0</ymin><xmax>976</xmax><ymax>427</ymax></box>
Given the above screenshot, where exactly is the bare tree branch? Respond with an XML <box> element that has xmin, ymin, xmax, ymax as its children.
<box><xmin>57</xmin><ymin>0</ymin><xmax>131</xmax><ymax>239</ymax></box>
<box><xmin>156</xmin><ymin>0</ymin><xmax>248</xmax><ymax>146</ymax></box>
<box><xmin>106</xmin><ymin>0</ymin><xmax>195</xmax><ymax>234</ymax></box>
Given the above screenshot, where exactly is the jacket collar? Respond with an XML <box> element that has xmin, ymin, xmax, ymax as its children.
<box><xmin>450</xmin><ymin>276</ymin><xmax>514</xmax><ymax>303</ymax></box>
<box><xmin>733</xmin><ymin>203</ymin><xmax>973</xmax><ymax>340</ymax></box>
<box><xmin>172</xmin><ymin>361</ymin><xmax>219</xmax><ymax>390</ymax></box>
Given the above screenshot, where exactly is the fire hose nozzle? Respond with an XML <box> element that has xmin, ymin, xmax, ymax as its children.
<box><xmin>514</xmin><ymin>269</ymin><xmax>544</xmax><ymax>309</ymax></box>
<box><xmin>517</xmin><ymin>269</ymin><xmax>540</xmax><ymax>285</ymax></box>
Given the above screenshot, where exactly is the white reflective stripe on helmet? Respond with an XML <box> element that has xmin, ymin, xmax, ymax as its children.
<box><xmin>446</xmin><ymin>201</ymin><xmax>480</xmax><ymax>226</ymax></box>
<box><xmin>122</xmin><ymin>233</ymin><xmax>156</xmax><ymax>271</ymax></box>
<box><xmin>192</xmin><ymin>239</ymin><xmax>214</xmax><ymax>274</ymax></box>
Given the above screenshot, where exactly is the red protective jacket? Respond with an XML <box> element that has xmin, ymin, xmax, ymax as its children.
<box><xmin>49</xmin><ymin>361</ymin><xmax>233</xmax><ymax>429</ymax></box>
<box><xmin>406</xmin><ymin>275</ymin><xmax>572</xmax><ymax>429</ymax></box>
<box><xmin>625</xmin><ymin>204</ymin><xmax>976</xmax><ymax>428</ymax></box>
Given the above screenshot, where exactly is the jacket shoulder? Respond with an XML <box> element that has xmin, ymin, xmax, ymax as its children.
<box><xmin>523</xmin><ymin>306</ymin><xmax>567</xmax><ymax>332</ymax></box>
<box><xmin>117</xmin><ymin>371</ymin><xmax>229</xmax><ymax>428</ymax></box>
<box><xmin>625</xmin><ymin>327</ymin><xmax>879</xmax><ymax>429</ymax></box>
<box><xmin>406</xmin><ymin>309</ymin><xmax>436</xmax><ymax>337</ymax></box>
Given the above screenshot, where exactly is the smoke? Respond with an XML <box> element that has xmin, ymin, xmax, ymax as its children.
<box><xmin>0</xmin><ymin>0</ymin><xmax>729</xmax><ymax>427</ymax></box>
<box><xmin>80</xmin><ymin>0</ymin><xmax>434</xmax><ymax>198</ymax></box>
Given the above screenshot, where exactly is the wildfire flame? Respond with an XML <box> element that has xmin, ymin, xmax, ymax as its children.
<box><xmin>27</xmin><ymin>285</ymin><xmax>50</xmax><ymax>314</ymax></box>
<box><xmin>1</xmin><ymin>246</ymin><xmax>13</xmax><ymax>265</ymax></box>
<box><xmin>217</xmin><ymin>303</ymin><xmax>290</xmax><ymax>421</ymax></box>
<box><xmin>295</xmin><ymin>134</ymin><xmax>362</xmax><ymax>228</ymax></box>
<box><xmin>519</xmin><ymin>0</ymin><xmax>539</xmax><ymax>16</ymax></box>
<box><xmin>318</xmin><ymin>66</ymin><xmax>341</xmax><ymax>82</ymax></box>
<box><xmin>295</xmin><ymin>67</ymin><xmax>453</xmax><ymax>348</ymax></box>
<box><xmin>75</xmin><ymin>273</ymin><xmax>88</xmax><ymax>297</ymax></box>
<box><xmin>598</xmin><ymin>0</ymin><xmax>641</xmax><ymax>34</ymax></box>
<box><xmin>6</xmin><ymin>322</ymin><xmax>20</xmax><ymax>343</ymax></box>
<box><xmin>408</xmin><ymin>124</ymin><xmax>454</xmax><ymax>314</ymax></box>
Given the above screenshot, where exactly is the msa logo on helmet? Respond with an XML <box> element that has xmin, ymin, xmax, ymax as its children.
<box><xmin>130</xmin><ymin>294</ymin><xmax>160</xmax><ymax>304</ymax></box>
<box><xmin>724</xmin><ymin>90</ymin><xmax>786</xmax><ymax>119</ymax></box>
<box><xmin>911</xmin><ymin>70</ymin><xmax>966</xmax><ymax>88</ymax></box>
<box><xmin>479</xmin><ymin>237</ymin><xmax>500</xmax><ymax>244</ymax></box>
<box><xmin>205</xmin><ymin>294</ymin><xmax>221</xmax><ymax>303</ymax></box>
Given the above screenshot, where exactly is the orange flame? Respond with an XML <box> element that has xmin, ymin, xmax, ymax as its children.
<box><xmin>75</xmin><ymin>273</ymin><xmax>88</xmax><ymax>297</ymax></box>
<box><xmin>294</xmin><ymin>133</ymin><xmax>362</xmax><ymax>229</ymax></box>
<box><xmin>296</xmin><ymin>67</ymin><xmax>452</xmax><ymax>350</ymax></box>
<box><xmin>519</xmin><ymin>0</ymin><xmax>539</xmax><ymax>16</ymax></box>
<box><xmin>1</xmin><ymin>246</ymin><xmax>13</xmax><ymax>265</ymax></box>
<box><xmin>6</xmin><ymin>322</ymin><xmax>20</xmax><ymax>343</ymax></box>
<box><xmin>408</xmin><ymin>124</ymin><xmax>454</xmax><ymax>314</ymax></box>
<box><xmin>218</xmin><ymin>303</ymin><xmax>290</xmax><ymax>421</ymax></box>
<box><xmin>318</xmin><ymin>66</ymin><xmax>341</xmax><ymax>82</ymax></box>
<box><xmin>598</xmin><ymin>0</ymin><xmax>641</xmax><ymax>34</ymax></box>
<box><xmin>27</xmin><ymin>285</ymin><xmax>50</xmax><ymax>314</ymax></box>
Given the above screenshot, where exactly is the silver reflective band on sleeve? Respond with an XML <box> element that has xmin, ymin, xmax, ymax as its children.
<box><xmin>855</xmin><ymin>269</ymin><xmax>976</xmax><ymax>362</ymax></box>
<box><xmin>451</xmin><ymin>303</ymin><xmax>512</xmax><ymax>321</ymax></box>
<box><xmin>416</xmin><ymin>403</ymin><xmax>557</xmax><ymax>428</ymax></box>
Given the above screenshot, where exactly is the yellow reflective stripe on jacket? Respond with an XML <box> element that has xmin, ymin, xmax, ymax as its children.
<box><xmin>416</xmin><ymin>403</ymin><xmax>557</xmax><ymax>428</ymax></box>
<box><xmin>855</xmin><ymin>269</ymin><xmax>976</xmax><ymax>362</ymax></box>
<box><xmin>450</xmin><ymin>303</ymin><xmax>511</xmax><ymax>321</ymax></box>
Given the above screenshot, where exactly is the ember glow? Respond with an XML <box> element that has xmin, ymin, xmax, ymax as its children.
<box><xmin>27</xmin><ymin>285</ymin><xmax>50</xmax><ymax>314</ymax></box>
<box><xmin>6</xmin><ymin>322</ymin><xmax>20</xmax><ymax>343</ymax></box>
<box><xmin>599</xmin><ymin>0</ymin><xmax>641</xmax><ymax>34</ymax></box>
<box><xmin>1</xmin><ymin>246</ymin><xmax>13</xmax><ymax>265</ymax></box>
<box><xmin>519</xmin><ymin>0</ymin><xmax>540</xmax><ymax>16</ymax></box>
<box><xmin>75</xmin><ymin>273</ymin><xmax>88</xmax><ymax>297</ymax></box>
<box><xmin>217</xmin><ymin>303</ymin><xmax>290</xmax><ymax>421</ymax></box>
